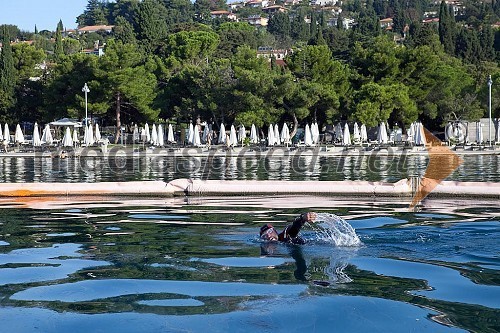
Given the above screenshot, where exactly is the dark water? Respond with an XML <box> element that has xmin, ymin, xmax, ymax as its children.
<box><xmin>1</xmin><ymin>154</ymin><xmax>500</xmax><ymax>182</ymax></box>
<box><xmin>0</xmin><ymin>196</ymin><xmax>498</xmax><ymax>332</ymax></box>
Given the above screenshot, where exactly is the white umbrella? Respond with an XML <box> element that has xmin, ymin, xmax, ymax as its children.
<box><xmin>274</xmin><ymin>124</ymin><xmax>281</xmax><ymax>144</ymax></box>
<box><xmin>95</xmin><ymin>124</ymin><xmax>101</xmax><ymax>142</ymax></box>
<box><xmin>414</xmin><ymin>122</ymin><xmax>427</xmax><ymax>145</ymax></box>
<box><xmin>132</xmin><ymin>124</ymin><xmax>139</xmax><ymax>143</ymax></box>
<box><xmin>0</xmin><ymin>123</ymin><xmax>3</xmax><ymax>141</ymax></box>
<box><xmin>167</xmin><ymin>124</ymin><xmax>175</xmax><ymax>143</ymax></box>
<box><xmin>377</xmin><ymin>122</ymin><xmax>388</xmax><ymax>144</ymax></box>
<box><xmin>62</xmin><ymin>127</ymin><xmax>73</xmax><ymax>147</ymax></box>
<box><xmin>187</xmin><ymin>123</ymin><xmax>194</xmax><ymax>144</ymax></box>
<box><xmin>14</xmin><ymin>124</ymin><xmax>25</xmax><ymax>143</ymax></box>
<box><xmin>72</xmin><ymin>128</ymin><xmax>79</xmax><ymax>144</ymax></box>
<box><xmin>360</xmin><ymin>124</ymin><xmax>368</xmax><ymax>142</ymax></box>
<box><xmin>3</xmin><ymin>124</ymin><xmax>10</xmax><ymax>143</ymax></box>
<box><xmin>230</xmin><ymin>124</ymin><xmax>238</xmax><ymax>146</ymax></box>
<box><xmin>335</xmin><ymin>123</ymin><xmax>343</xmax><ymax>142</ymax></box>
<box><xmin>88</xmin><ymin>124</ymin><xmax>94</xmax><ymax>145</ymax></box>
<box><xmin>268</xmin><ymin>124</ymin><xmax>275</xmax><ymax>146</ymax></box>
<box><xmin>343</xmin><ymin>123</ymin><xmax>351</xmax><ymax>146</ymax></box>
<box><xmin>496</xmin><ymin>119</ymin><xmax>500</xmax><ymax>143</ymax></box>
<box><xmin>238</xmin><ymin>125</ymin><xmax>246</xmax><ymax>144</ymax></box>
<box><xmin>193</xmin><ymin>124</ymin><xmax>201</xmax><ymax>146</ymax></box>
<box><xmin>476</xmin><ymin>121</ymin><xmax>483</xmax><ymax>144</ymax></box>
<box><xmin>41</xmin><ymin>124</ymin><xmax>53</xmax><ymax>144</ymax></box>
<box><xmin>353</xmin><ymin>122</ymin><xmax>360</xmax><ymax>143</ymax></box>
<box><xmin>304</xmin><ymin>124</ymin><xmax>313</xmax><ymax>146</ymax></box>
<box><xmin>281</xmin><ymin>123</ymin><xmax>290</xmax><ymax>145</ymax></box>
<box><xmin>32</xmin><ymin>123</ymin><xmax>41</xmax><ymax>146</ymax></box>
<box><xmin>407</xmin><ymin>123</ymin><xmax>415</xmax><ymax>144</ymax></box>
<box><xmin>250</xmin><ymin>124</ymin><xmax>258</xmax><ymax>144</ymax></box>
<box><xmin>312</xmin><ymin>122</ymin><xmax>320</xmax><ymax>144</ymax></box>
<box><xmin>151</xmin><ymin>124</ymin><xmax>158</xmax><ymax>146</ymax></box>
<box><xmin>158</xmin><ymin>124</ymin><xmax>164</xmax><ymax>146</ymax></box>
<box><xmin>218</xmin><ymin>123</ymin><xmax>226</xmax><ymax>144</ymax></box>
<box><xmin>144</xmin><ymin>123</ymin><xmax>151</xmax><ymax>142</ymax></box>
<box><xmin>202</xmin><ymin>124</ymin><xmax>209</xmax><ymax>143</ymax></box>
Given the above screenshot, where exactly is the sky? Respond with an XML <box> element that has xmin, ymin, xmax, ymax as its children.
<box><xmin>0</xmin><ymin>0</ymin><xmax>89</xmax><ymax>32</ymax></box>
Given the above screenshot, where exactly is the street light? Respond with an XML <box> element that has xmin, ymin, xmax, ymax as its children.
<box><xmin>488</xmin><ymin>75</ymin><xmax>492</xmax><ymax>146</ymax></box>
<box><xmin>82</xmin><ymin>83</ymin><xmax>90</xmax><ymax>126</ymax></box>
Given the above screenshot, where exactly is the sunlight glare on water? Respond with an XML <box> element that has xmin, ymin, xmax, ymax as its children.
<box><xmin>312</xmin><ymin>213</ymin><xmax>362</xmax><ymax>247</ymax></box>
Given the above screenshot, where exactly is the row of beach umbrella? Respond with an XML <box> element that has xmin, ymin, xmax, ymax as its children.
<box><xmin>0</xmin><ymin>122</ymin><xmax>103</xmax><ymax>147</ymax></box>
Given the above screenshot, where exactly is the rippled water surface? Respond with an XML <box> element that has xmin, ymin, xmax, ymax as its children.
<box><xmin>0</xmin><ymin>196</ymin><xmax>498</xmax><ymax>332</ymax></box>
<box><xmin>1</xmin><ymin>154</ymin><xmax>500</xmax><ymax>182</ymax></box>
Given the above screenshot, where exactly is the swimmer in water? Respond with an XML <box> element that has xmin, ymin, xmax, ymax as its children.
<box><xmin>259</xmin><ymin>212</ymin><xmax>317</xmax><ymax>245</ymax></box>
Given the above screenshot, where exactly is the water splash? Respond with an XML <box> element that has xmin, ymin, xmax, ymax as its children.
<box><xmin>310</xmin><ymin>213</ymin><xmax>362</xmax><ymax>247</ymax></box>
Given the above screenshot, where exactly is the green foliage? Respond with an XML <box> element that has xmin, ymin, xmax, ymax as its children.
<box><xmin>0</xmin><ymin>27</ymin><xmax>16</xmax><ymax>117</ymax></box>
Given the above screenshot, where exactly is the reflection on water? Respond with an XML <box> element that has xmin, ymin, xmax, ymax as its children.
<box><xmin>1</xmin><ymin>154</ymin><xmax>499</xmax><ymax>183</ymax></box>
<box><xmin>0</xmin><ymin>196</ymin><xmax>498</xmax><ymax>332</ymax></box>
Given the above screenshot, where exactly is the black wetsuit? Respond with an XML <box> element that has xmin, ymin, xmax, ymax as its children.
<box><xmin>277</xmin><ymin>214</ymin><xmax>308</xmax><ymax>244</ymax></box>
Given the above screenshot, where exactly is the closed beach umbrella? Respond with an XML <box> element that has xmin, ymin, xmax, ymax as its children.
<box><xmin>72</xmin><ymin>128</ymin><xmax>79</xmax><ymax>144</ymax></box>
<box><xmin>335</xmin><ymin>123</ymin><xmax>343</xmax><ymax>142</ymax></box>
<box><xmin>377</xmin><ymin>122</ymin><xmax>388</xmax><ymax>144</ymax></box>
<box><xmin>250</xmin><ymin>124</ymin><xmax>258</xmax><ymax>144</ymax></box>
<box><xmin>414</xmin><ymin>122</ymin><xmax>426</xmax><ymax>145</ymax></box>
<box><xmin>268</xmin><ymin>124</ymin><xmax>275</xmax><ymax>146</ymax></box>
<box><xmin>62</xmin><ymin>127</ymin><xmax>73</xmax><ymax>147</ymax></box>
<box><xmin>281</xmin><ymin>123</ymin><xmax>290</xmax><ymax>145</ymax></box>
<box><xmin>133</xmin><ymin>124</ymin><xmax>139</xmax><ymax>143</ymax></box>
<box><xmin>144</xmin><ymin>123</ymin><xmax>151</xmax><ymax>142</ymax></box>
<box><xmin>193</xmin><ymin>124</ymin><xmax>201</xmax><ymax>146</ymax></box>
<box><xmin>187</xmin><ymin>123</ymin><xmax>194</xmax><ymax>144</ymax></box>
<box><xmin>360</xmin><ymin>124</ymin><xmax>368</xmax><ymax>142</ymax></box>
<box><xmin>312</xmin><ymin>122</ymin><xmax>320</xmax><ymax>144</ymax></box>
<box><xmin>343</xmin><ymin>123</ymin><xmax>351</xmax><ymax>146</ymax></box>
<box><xmin>151</xmin><ymin>124</ymin><xmax>158</xmax><ymax>146</ymax></box>
<box><xmin>202</xmin><ymin>124</ymin><xmax>209</xmax><ymax>143</ymax></box>
<box><xmin>274</xmin><ymin>124</ymin><xmax>281</xmax><ymax>145</ymax></box>
<box><xmin>95</xmin><ymin>124</ymin><xmax>101</xmax><ymax>142</ymax></box>
<box><xmin>238</xmin><ymin>125</ymin><xmax>246</xmax><ymax>144</ymax></box>
<box><xmin>0</xmin><ymin>124</ymin><xmax>3</xmax><ymax>141</ymax></box>
<box><xmin>168</xmin><ymin>124</ymin><xmax>175</xmax><ymax>143</ymax></box>
<box><xmin>218</xmin><ymin>123</ymin><xmax>226</xmax><ymax>144</ymax></box>
<box><xmin>353</xmin><ymin>122</ymin><xmax>360</xmax><ymax>142</ymax></box>
<box><xmin>230</xmin><ymin>124</ymin><xmax>238</xmax><ymax>146</ymax></box>
<box><xmin>32</xmin><ymin>123</ymin><xmax>41</xmax><ymax>146</ymax></box>
<box><xmin>3</xmin><ymin>124</ymin><xmax>10</xmax><ymax>143</ymax></box>
<box><xmin>496</xmin><ymin>120</ymin><xmax>500</xmax><ymax>143</ymax></box>
<box><xmin>407</xmin><ymin>123</ymin><xmax>415</xmax><ymax>144</ymax></box>
<box><xmin>304</xmin><ymin>124</ymin><xmax>313</xmax><ymax>146</ymax></box>
<box><xmin>15</xmin><ymin>124</ymin><xmax>25</xmax><ymax>143</ymax></box>
<box><xmin>88</xmin><ymin>124</ymin><xmax>94</xmax><ymax>145</ymax></box>
<box><xmin>158</xmin><ymin>124</ymin><xmax>164</xmax><ymax>146</ymax></box>
<box><xmin>41</xmin><ymin>124</ymin><xmax>53</xmax><ymax>144</ymax></box>
<box><xmin>476</xmin><ymin>121</ymin><xmax>483</xmax><ymax>144</ymax></box>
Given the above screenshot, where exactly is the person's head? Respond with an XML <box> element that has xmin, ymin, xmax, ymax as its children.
<box><xmin>260</xmin><ymin>224</ymin><xmax>278</xmax><ymax>241</ymax></box>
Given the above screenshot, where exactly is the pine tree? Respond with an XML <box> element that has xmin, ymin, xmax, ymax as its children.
<box><xmin>439</xmin><ymin>0</ymin><xmax>456</xmax><ymax>55</ymax></box>
<box><xmin>34</xmin><ymin>25</ymin><xmax>38</xmax><ymax>34</ymax></box>
<box><xmin>0</xmin><ymin>27</ymin><xmax>16</xmax><ymax>115</ymax></box>
<box><xmin>54</xmin><ymin>21</ymin><xmax>64</xmax><ymax>60</ymax></box>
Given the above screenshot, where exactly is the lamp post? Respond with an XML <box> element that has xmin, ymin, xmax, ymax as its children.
<box><xmin>82</xmin><ymin>83</ymin><xmax>90</xmax><ymax>126</ymax></box>
<box><xmin>488</xmin><ymin>75</ymin><xmax>492</xmax><ymax>146</ymax></box>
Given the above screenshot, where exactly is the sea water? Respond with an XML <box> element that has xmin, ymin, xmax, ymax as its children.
<box><xmin>0</xmin><ymin>196</ymin><xmax>498</xmax><ymax>333</ymax></box>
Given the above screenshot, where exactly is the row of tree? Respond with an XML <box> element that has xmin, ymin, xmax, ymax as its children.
<box><xmin>0</xmin><ymin>0</ymin><xmax>499</xmax><ymax>142</ymax></box>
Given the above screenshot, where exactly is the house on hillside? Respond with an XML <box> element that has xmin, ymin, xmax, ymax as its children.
<box><xmin>243</xmin><ymin>15</ymin><xmax>269</xmax><ymax>27</ymax></box>
<box><xmin>380</xmin><ymin>17</ymin><xmax>393</xmax><ymax>30</ymax></box>
<box><xmin>81</xmin><ymin>40</ymin><xmax>105</xmax><ymax>56</ymax></box>
<box><xmin>246</xmin><ymin>0</ymin><xmax>270</xmax><ymax>8</ymax></box>
<box><xmin>77</xmin><ymin>25</ymin><xmax>114</xmax><ymax>34</ymax></box>
<box><xmin>310</xmin><ymin>0</ymin><xmax>339</xmax><ymax>6</ymax></box>
<box><xmin>262</xmin><ymin>5</ymin><xmax>286</xmax><ymax>14</ymax></box>
<box><xmin>211</xmin><ymin>10</ymin><xmax>238</xmax><ymax>21</ymax></box>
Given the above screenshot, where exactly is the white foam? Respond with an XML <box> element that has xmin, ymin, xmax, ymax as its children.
<box><xmin>311</xmin><ymin>213</ymin><xmax>362</xmax><ymax>247</ymax></box>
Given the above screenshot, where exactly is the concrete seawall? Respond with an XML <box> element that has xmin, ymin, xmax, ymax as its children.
<box><xmin>0</xmin><ymin>179</ymin><xmax>499</xmax><ymax>198</ymax></box>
